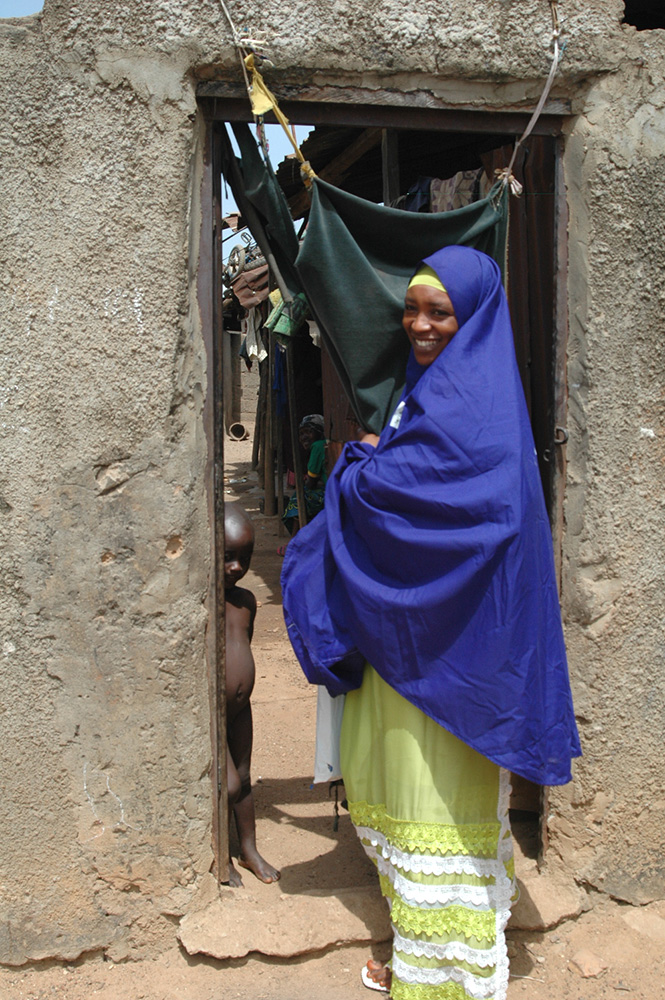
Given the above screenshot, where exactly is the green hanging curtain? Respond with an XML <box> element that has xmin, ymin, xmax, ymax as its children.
<box><xmin>221</xmin><ymin>123</ymin><xmax>302</xmax><ymax>298</ymax></box>
<box><xmin>222</xmin><ymin>123</ymin><xmax>508</xmax><ymax>433</ymax></box>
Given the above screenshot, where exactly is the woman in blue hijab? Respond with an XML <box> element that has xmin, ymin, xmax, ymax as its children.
<box><xmin>282</xmin><ymin>246</ymin><xmax>580</xmax><ymax>1000</ymax></box>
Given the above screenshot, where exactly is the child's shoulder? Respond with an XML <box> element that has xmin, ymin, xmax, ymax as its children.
<box><xmin>226</xmin><ymin>584</ymin><xmax>256</xmax><ymax>615</ymax></box>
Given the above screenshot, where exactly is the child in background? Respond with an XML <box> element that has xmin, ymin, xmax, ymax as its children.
<box><xmin>224</xmin><ymin>504</ymin><xmax>280</xmax><ymax>886</ymax></box>
<box><xmin>280</xmin><ymin>414</ymin><xmax>327</xmax><ymax>553</ymax></box>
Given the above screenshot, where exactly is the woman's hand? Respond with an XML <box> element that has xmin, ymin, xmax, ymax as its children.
<box><xmin>359</xmin><ymin>432</ymin><xmax>380</xmax><ymax>448</ymax></box>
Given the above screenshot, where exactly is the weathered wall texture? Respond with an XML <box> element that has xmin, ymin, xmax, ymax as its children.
<box><xmin>0</xmin><ymin>0</ymin><xmax>663</xmax><ymax>966</ymax></box>
<box><xmin>0</xmin><ymin>2</ymin><xmax>212</xmax><ymax>965</ymax></box>
<box><xmin>552</xmin><ymin>29</ymin><xmax>665</xmax><ymax>905</ymax></box>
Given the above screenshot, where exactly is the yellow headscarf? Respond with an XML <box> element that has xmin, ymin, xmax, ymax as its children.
<box><xmin>407</xmin><ymin>264</ymin><xmax>447</xmax><ymax>293</ymax></box>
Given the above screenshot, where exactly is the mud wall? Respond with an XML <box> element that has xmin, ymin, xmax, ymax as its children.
<box><xmin>0</xmin><ymin>2</ymin><xmax>212</xmax><ymax>965</ymax></box>
<box><xmin>0</xmin><ymin>0</ymin><xmax>662</xmax><ymax>965</ymax></box>
<box><xmin>552</xmin><ymin>28</ymin><xmax>665</xmax><ymax>905</ymax></box>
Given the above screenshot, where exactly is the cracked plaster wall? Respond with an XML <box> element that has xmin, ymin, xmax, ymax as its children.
<box><xmin>550</xmin><ymin>29</ymin><xmax>665</xmax><ymax>906</ymax></box>
<box><xmin>0</xmin><ymin>0</ymin><xmax>663</xmax><ymax>966</ymax></box>
<box><xmin>0</xmin><ymin>2</ymin><xmax>212</xmax><ymax>966</ymax></box>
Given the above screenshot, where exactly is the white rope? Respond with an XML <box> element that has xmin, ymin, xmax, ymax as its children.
<box><xmin>217</xmin><ymin>0</ymin><xmax>242</xmax><ymax>46</ymax></box>
<box><xmin>217</xmin><ymin>0</ymin><xmax>254</xmax><ymax>107</ymax></box>
<box><xmin>499</xmin><ymin>0</ymin><xmax>562</xmax><ymax>194</ymax></box>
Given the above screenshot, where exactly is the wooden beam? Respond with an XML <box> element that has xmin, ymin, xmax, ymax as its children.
<box><xmin>381</xmin><ymin>128</ymin><xmax>400</xmax><ymax>205</ymax></box>
<box><xmin>210</xmin><ymin>128</ymin><xmax>230</xmax><ymax>884</ymax></box>
<box><xmin>197</xmin><ymin>85</ymin><xmax>571</xmax><ymax>128</ymax></box>
<box><xmin>263</xmin><ymin>331</ymin><xmax>276</xmax><ymax>516</ymax></box>
<box><xmin>285</xmin><ymin>341</ymin><xmax>308</xmax><ymax>529</ymax></box>
<box><xmin>287</xmin><ymin>126</ymin><xmax>383</xmax><ymax>218</ymax></box>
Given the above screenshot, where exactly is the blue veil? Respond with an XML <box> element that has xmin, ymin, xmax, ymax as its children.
<box><xmin>281</xmin><ymin>246</ymin><xmax>580</xmax><ymax>786</ymax></box>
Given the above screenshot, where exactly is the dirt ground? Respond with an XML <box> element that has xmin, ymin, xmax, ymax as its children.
<box><xmin>2</xmin><ymin>368</ymin><xmax>664</xmax><ymax>1000</ymax></box>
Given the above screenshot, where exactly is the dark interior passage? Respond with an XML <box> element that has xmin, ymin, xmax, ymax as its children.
<box><xmin>623</xmin><ymin>1</ymin><xmax>665</xmax><ymax>29</ymax></box>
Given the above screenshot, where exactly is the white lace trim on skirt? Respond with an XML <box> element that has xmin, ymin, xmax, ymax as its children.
<box><xmin>392</xmin><ymin>929</ymin><xmax>500</xmax><ymax>967</ymax></box>
<box><xmin>355</xmin><ymin>827</ymin><xmax>508</xmax><ymax>879</ymax></box>
<box><xmin>392</xmin><ymin>953</ymin><xmax>501</xmax><ymax>1000</ymax></box>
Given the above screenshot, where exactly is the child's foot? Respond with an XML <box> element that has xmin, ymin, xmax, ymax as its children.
<box><xmin>277</xmin><ymin>544</ymin><xmax>288</xmax><ymax>557</ymax></box>
<box><xmin>227</xmin><ymin>860</ymin><xmax>245</xmax><ymax>887</ymax></box>
<box><xmin>237</xmin><ymin>846</ymin><xmax>281</xmax><ymax>884</ymax></box>
<box><xmin>361</xmin><ymin>959</ymin><xmax>392</xmax><ymax>993</ymax></box>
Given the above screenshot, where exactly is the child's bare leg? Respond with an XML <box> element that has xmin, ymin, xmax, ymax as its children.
<box><xmin>228</xmin><ymin>702</ymin><xmax>280</xmax><ymax>884</ymax></box>
<box><xmin>234</xmin><ymin>792</ymin><xmax>280</xmax><ymax>883</ymax></box>
<box><xmin>226</xmin><ymin>751</ymin><xmax>245</xmax><ymax>887</ymax></box>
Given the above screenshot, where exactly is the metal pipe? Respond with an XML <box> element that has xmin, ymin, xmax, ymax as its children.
<box><xmin>228</xmin><ymin>421</ymin><xmax>249</xmax><ymax>441</ymax></box>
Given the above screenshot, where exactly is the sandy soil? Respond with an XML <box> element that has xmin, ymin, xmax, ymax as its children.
<box><xmin>2</xmin><ymin>368</ymin><xmax>664</xmax><ymax>999</ymax></box>
<box><xmin>3</xmin><ymin>900</ymin><xmax>665</xmax><ymax>1000</ymax></box>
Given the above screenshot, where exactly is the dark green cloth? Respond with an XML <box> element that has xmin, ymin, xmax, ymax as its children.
<box><xmin>222</xmin><ymin>124</ymin><xmax>508</xmax><ymax>434</ymax></box>
<box><xmin>297</xmin><ymin>177</ymin><xmax>508</xmax><ymax>432</ymax></box>
<box><xmin>221</xmin><ymin>124</ymin><xmax>302</xmax><ymax>297</ymax></box>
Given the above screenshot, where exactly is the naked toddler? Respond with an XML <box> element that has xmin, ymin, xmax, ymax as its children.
<box><xmin>224</xmin><ymin>504</ymin><xmax>280</xmax><ymax>886</ymax></box>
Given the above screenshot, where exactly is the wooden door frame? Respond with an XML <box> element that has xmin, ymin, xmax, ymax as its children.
<box><xmin>198</xmin><ymin>95</ymin><xmax>570</xmax><ymax>874</ymax></box>
<box><xmin>200</xmin><ymin>116</ymin><xmax>229</xmax><ymax>880</ymax></box>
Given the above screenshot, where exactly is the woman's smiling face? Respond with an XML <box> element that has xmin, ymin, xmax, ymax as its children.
<box><xmin>402</xmin><ymin>284</ymin><xmax>459</xmax><ymax>366</ymax></box>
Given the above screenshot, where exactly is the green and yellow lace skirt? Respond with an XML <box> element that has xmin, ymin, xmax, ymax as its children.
<box><xmin>340</xmin><ymin>665</ymin><xmax>516</xmax><ymax>1000</ymax></box>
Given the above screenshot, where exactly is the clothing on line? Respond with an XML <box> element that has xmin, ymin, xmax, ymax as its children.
<box><xmin>221</xmin><ymin>123</ymin><xmax>509</xmax><ymax>434</ymax></box>
<box><xmin>241</xmin><ymin>308</ymin><xmax>266</xmax><ymax>364</ymax></box>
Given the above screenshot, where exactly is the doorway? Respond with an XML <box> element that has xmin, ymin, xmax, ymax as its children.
<box><xmin>199</xmin><ymin>96</ymin><xmax>568</xmax><ymax>874</ymax></box>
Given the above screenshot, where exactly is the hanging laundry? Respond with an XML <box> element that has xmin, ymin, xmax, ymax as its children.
<box><xmin>264</xmin><ymin>290</ymin><xmax>310</xmax><ymax>340</ymax></box>
<box><xmin>241</xmin><ymin>308</ymin><xmax>267</xmax><ymax>364</ymax></box>
<box><xmin>403</xmin><ymin>174</ymin><xmax>434</xmax><ymax>212</ymax></box>
<box><xmin>430</xmin><ymin>167</ymin><xmax>490</xmax><ymax>213</ymax></box>
<box><xmin>306</xmin><ymin>319</ymin><xmax>321</xmax><ymax>349</ymax></box>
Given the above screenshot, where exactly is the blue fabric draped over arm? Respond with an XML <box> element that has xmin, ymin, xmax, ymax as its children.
<box><xmin>282</xmin><ymin>247</ymin><xmax>581</xmax><ymax>786</ymax></box>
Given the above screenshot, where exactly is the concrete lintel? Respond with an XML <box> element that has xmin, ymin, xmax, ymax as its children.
<box><xmin>196</xmin><ymin>78</ymin><xmax>571</xmax><ymax>125</ymax></box>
